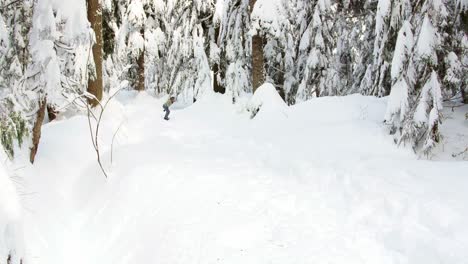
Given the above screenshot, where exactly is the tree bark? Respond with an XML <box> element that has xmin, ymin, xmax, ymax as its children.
<box><xmin>47</xmin><ymin>104</ymin><xmax>58</xmax><ymax>121</ymax></box>
<box><xmin>135</xmin><ymin>28</ymin><xmax>145</xmax><ymax>91</ymax></box>
<box><xmin>249</xmin><ymin>0</ymin><xmax>265</xmax><ymax>92</ymax></box>
<box><xmin>30</xmin><ymin>98</ymin><xmax>47</xmax><ymax>164</ymax></box>
<box><xmin>213</xmin><ymin>61</ymin><xmax>225</xmax><ymax>94</ymax></box>
<box><xmin>462</xmin><ymin>81</ymin><xmax>468</xmax><ymax>104</ymax></box>
<box><xmin>214</xmin><ymin>25</ymin><xmax>226</xmax><ymax>94</ymax></box>
<box><xmin>87</xmin><ymin>0</ymin><xmax>103</xmax><ymax>107</ymax></box>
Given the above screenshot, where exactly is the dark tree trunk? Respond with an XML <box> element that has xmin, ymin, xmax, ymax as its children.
<box><xmin>462</xmin><ymin>81</ymin><xmax>468</xmax><ymax>104</ymax></box>
<box><xmin>249</xmin><ymin>0</ymin><xmax>265</xmax><ymax>92</ymax></box>
<box><xmin>30</xmin><ymin>98</ymin><xmax>47</xmax><ymax>164</ymax></box>
<box><xmin>213</xmin><ymin>26</ymin><xmax>225</xmax><ymax>94</ymax></box>
<box><xmin>213</xmin><ymin>61</ymin><xmax>225</xmax><ymax>94</ymax></box>
<box><xmin>136</xmin><ymin>28</ymin><xmax>145</xmax><ymax>91</ymax></box>
<box><xmin>459</xmin><ymin>10</ymin><xmax>467</xmax><ymax>104</ymax></box>
<box><xmin>47</xmin><ymin>104</ymin><xmax>58</xmax><ymax>121</ymax></box>
<box><xmin>87</xmin><ymin>0</ymin><xmax>104</xmax><ymax>106</ymax></box>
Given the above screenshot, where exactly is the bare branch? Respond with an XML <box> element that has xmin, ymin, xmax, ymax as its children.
<box><xmin>452</xmin><ymin>147</ymin><xmax>468</xmax><ymax>158</ymax></box>
<box><xmin>111</xmin><ymin>121</ymin><xmax>124</xmax><ymax>165</ymax></box>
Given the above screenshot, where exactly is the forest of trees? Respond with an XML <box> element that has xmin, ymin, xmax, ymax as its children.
<box><xmin>0</xmin><ymin>0</ymin><xmax>467</xmax><ymax>160</ymax></box>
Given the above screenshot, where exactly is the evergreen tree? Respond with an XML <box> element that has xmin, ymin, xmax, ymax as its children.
<box><xmin>0</xmin><ymin>0</ymin><xmax>32</xmax><ymax>158</ymax></box>
<box><xmin>217</xmin><ymin>0</ymin><xmax>251</xmax><ymax>102</ymax></box>
<box><xmin>384</xmin><ymin>0</ymin><xmax>464</xmax><ymax>154</ymax></box>
<box><xmin>149</xmin><ymin>0</ymin><xmax>214</xmax><ymax>103</ymax></box>
<box><xmin>295</xmin><ymin>0</ymin><xmax>333</xmax><ymax>101</ymax></box>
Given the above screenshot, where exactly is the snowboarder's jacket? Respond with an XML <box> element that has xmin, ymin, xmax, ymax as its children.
<box><xmin>164</xmin><ymin>97</ymin><xmax>175</xmax><ymax>108</ymax></box>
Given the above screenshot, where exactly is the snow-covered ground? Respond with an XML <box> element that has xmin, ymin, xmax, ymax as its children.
<box><xmin>0</xmin><ymin>152</ymin><xmax>24</xmax><ymax>263</ymax></box>
<box><xmin>11</xmin><ymin>90</ymin><xmax>468</xmax><ymax>264</ymax></box>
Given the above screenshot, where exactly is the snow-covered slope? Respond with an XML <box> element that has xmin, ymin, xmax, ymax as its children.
<box><xmin>19</xmin><ymin>92</ymin><xmax>468</xmax><ymax>264</ymax></box>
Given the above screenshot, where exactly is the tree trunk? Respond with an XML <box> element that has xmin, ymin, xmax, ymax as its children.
<box><xmin>251</xmin><ymin>35</ymin><xmax>265</xmax><ymax>92</ymax></box>
<box><xmin>212</xmin><ymin>26</ymin><xmax>225</xmax><ymax>94</ymax></box>
<box><xmin>136</xmin><ymin>28</ymin><xmax>145</xmax><ymax>91</ymax></box>
<box><xmin>87</xmin><ymin>0</ymin><xmax>103</xmax><ymax>107</ymax></box>
<box><xmin>213</xmin><ymin>61</ymin><xmax>225</xmax><ymax>94</ymax></box>
<box><xmin>462</xmin><ymin>81</ymin><xmax>468</xmax><ymax>104</ymax></box>
<box><xmin>249</xmin><ymin>0</ymin><xmax>265</xmax><ymax>92</ymax></box>
<box><xmin>30</xmin><ymin>98</ymin><xmax>47</xmax><ymax>164</ymax></box>
<box><xmin>47</xmin><ymin>104</ymin><xmax>58</xmax><ymax>121</ymax></box>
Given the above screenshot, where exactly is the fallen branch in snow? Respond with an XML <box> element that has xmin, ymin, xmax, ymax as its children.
<box><xmin>452</xmin><ymin>147</ymin><xmax>468</xmax><ymax>158</ymax></box>
<box><xmin>449</xmin><ymin>104</ymin><xmax>466</xmax><ymax>111</ymax></box>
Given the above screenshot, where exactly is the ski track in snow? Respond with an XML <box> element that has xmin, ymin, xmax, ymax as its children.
<box><xmin>18</xmin><ymin>92</ymin><xmax>468</xmax><ymax>264</ymax></box>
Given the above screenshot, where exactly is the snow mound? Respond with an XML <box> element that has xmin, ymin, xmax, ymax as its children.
<box><xmin>249</xmin><ymin>83</ymin><xmax>288</xmax><ymax>120</ymax></box>
<box><xmin>0</xmin><ymin>160</ymin><xmax>23</xmax><ymax>263</ymax></box>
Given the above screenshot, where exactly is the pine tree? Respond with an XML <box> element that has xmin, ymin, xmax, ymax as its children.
<box><xmin>385</xmin><ymin>20</ymin><xmax>414</xmax><ymax>135</ymax></box>
<box><xmin>218</xmin><ymin>0</ymin><xmax>251</xmax><ymax>102</ymax></box>
<box><xmin>444</xmin><ymin>0</ymin><xmax>467</xmax><ymax>104</ymax></box>
<box><xmin>209</xmin><ymin>0</ymin><xmax>224</xmax><ymax>94</ymax></box>
<box><xmin>148</xmin><ymin>0</ymin><xmax>214</xmax><ymax>103</ymax></box>
<box><xmin>126</xmin><ymin>0</ymin><xmax>146</xmax><ymax>91</ymax></box>
<box><xmin>408</xmin><ymin>0</ymin><xmax>448</xmax><ymax>153</ymax></box>
<box><xmin>384</xmin><ymin>0</ymin><xmax>459</xmax><ymax>154</ymax></box>
<box><xmin>295</xmin><ymin>0</ymin><xmax>333</xmax><ymax>101</ymax></box>
<box><xmin>0</xmin><ymin>0</ymin><xmax>32</xmax><ymax>158</ymax></box>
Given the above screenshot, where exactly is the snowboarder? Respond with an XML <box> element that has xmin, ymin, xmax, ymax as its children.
<box><xmin>163</xmin><ymin>96</ymin><xmax>176</xmax><ymax>120</ymax></box>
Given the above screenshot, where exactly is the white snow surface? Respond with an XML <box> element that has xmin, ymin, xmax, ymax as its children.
<box><xmin>0</xmin><ymin>154</ymin><xmax>23</xmax><ymax>263</ymax></box>
<box><xmin>15</xmin><ymin>91</ymin><xmax>468</xmax><ymax>264</ymax></box>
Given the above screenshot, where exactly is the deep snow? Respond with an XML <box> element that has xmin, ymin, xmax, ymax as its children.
<box><xmin>10</xmin><ymin>91</ymin><xmax>468</xmax><ymax>264</ymax></box>
<box><xmin>0</xmin><ymin>152</ymin><xmax>24</xmax><ymax>263</ymax></box>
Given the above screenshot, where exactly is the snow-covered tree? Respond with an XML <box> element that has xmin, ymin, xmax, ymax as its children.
<box><xmin>148</xmin><ymin>0</ymin><xmax>214</xmax><ymax>103</ymax></box>
<box><xmin>295</xmin><ymin>0</ymin><xmax>333</xmax><ymax>101</ymax></box>
<box><xmin>21</xmin><ymin>0</ymin><xmax>92</xmax><ymax>162</ymax></box>
<box><xmin>209</xmin><ymin>1</ymin><xmax>224</xmax><ymax>94</ymax></box>
<box><xmin>444</xmin><ymin>0</ymin><xmax>467</xmax><ymax>104</ymax></box>
<box><xmin>217</xmin><ymin>0</ymin><xmax>251</xmax><ymax>102</ymax></box>
<box><xmin>384</xmin><ymin>0</ymin><xmax>464</xmax><ymax>154</ymax></box>
<box><xmin>0</xmin><ymin>0</ymin><xmax>466</xmax><ymax>160</ymax></box>
<box><xmin>260</xmin><ymin>0</ymin><xmax>305</xmax><ymax>104</ymax></box>
<box><xmin>325</xmin><ymin>1</ymin><xmax>356</xmax><ymax>96</ymax></box>
<box><xmin>362</xmin><ymin>0</ymin><xmax>412</xmax><ymax>97</ymax></box>
<box><xmin>0</xmin><ymin>0</ymin><xmax>32</xmax><ymax>158</ymax></box>
<box><xmin>384</xmin><ymin>21</ymin><xmax>414</xmax><ymax>132</ymax></box>
<box><xmin>112</xmin><ymin>0</ymin><xmax>147</xmax><ymax>91</ymax></box>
